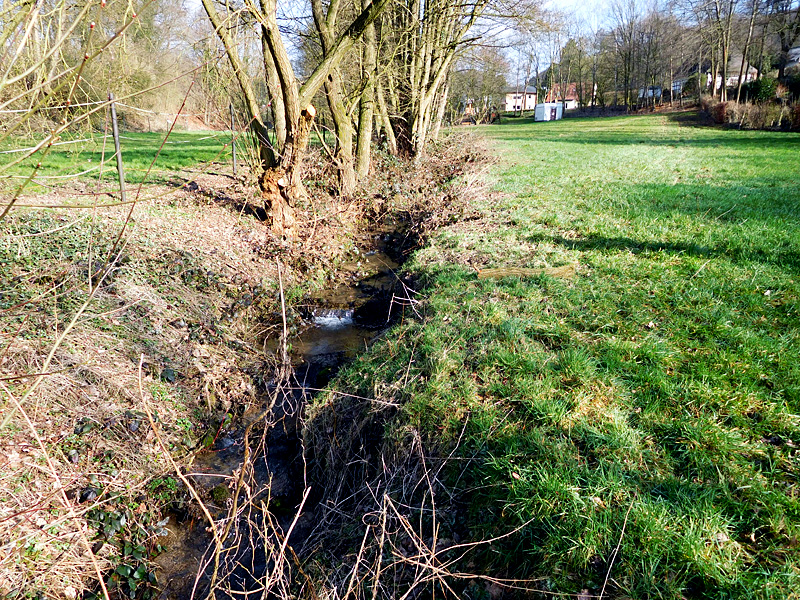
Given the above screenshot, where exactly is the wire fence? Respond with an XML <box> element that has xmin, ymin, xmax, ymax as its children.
<box><xmin>0</xmin><ymin>97</ymin><xmax>239</xmax><ymax>196</ymax></box>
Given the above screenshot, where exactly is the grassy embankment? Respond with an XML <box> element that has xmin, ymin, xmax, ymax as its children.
<box><xmin>316</xmin><ymin>114</ymin><xmax>800</xmax><ymax>598</ymax></box>
<box><xmin>0</xmin><ymin>126</ymin><xmax>472</xmax><ymax>598</ymax></box>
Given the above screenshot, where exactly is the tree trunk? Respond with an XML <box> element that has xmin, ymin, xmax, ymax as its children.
<box><xmin>205</xmin><ymin>0</ymin><xmax>390</xmax><ymax>238</ymax></box>
<box><xmin>260</xmin><ymin>106</ymin><xmax>316</xmax><ymax>240</ymax></box>
<box><xmin>356</xmin><ymin>3</ymin><xmax>377</xmax><ymax>179</ymax></box>
<box><xmin>736</xmin><ymin>1</ymin><xmax>758</xmax><ymax>103</ymax></box>
<box><xmin>326</xmin><ymin>73</ymin><xmax>357</xmax><ymax>195</ymax></box>
<box><xmin>261</xmin><ymin>28</ymin><xmax>287</xmax><ymax>150</ymax></box>
<box><xmin>202</xmin><ymin>0</ymin><xmax>277</xmax><ymax>169</ymax></box>
<box><xmin>431</xmin><ymin>79</ymin><xmax>449</xmax><ymax>140</ymax></box>
<box><xmin>376</xmin><ymin>78</ymin><xmax>398</xmax><ymax>155</ymax></box>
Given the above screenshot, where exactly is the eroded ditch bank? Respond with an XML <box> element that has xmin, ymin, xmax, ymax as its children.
<box><xmin>153</xmin><ymin>214</ymin><xmax>416</xmax><ymax>599</ymax></box>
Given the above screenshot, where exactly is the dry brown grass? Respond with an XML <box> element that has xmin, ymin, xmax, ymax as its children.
<box><xmin>0</xmin><ymin>174</ymin><xmax>294</xmax><ymax>598</ymax></box>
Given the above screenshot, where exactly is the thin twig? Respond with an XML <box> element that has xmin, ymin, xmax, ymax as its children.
<box><xmin>599</xmin><ymin>500</ymin><xmax>635</xmax><ymax>600</ymax></box>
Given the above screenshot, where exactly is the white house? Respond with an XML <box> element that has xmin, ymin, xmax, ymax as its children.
<box><xmin>638</xmin><ymin>86</ymin><xmax>663</xmax><ymax>100</ymax></box>
<box><xmin>708</xmin><ymin>55</ymin><xmax>759</xmax><ymax>90</ymax></box>
<box><xmin>503</xmin><ymin>86</ymin><xmax>537</xmax><ymax>112</ymax></box>
<box><xmin>672</xmin><ymin>78</ymin><xmax>689</xmax><ymax>95</ymax></box>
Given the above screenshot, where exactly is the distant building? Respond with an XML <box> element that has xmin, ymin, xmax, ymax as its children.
<box><xmin>544</xmin><ymin>82</ymin><xmax>596</xmax><ymax>109</ymax></box>
<box><xmin>503</xmin><ymin>86</ymin><xmax>537</xmax><ymax>112</ymax></box>
<box><xmin>672</xmin><ymin>78</ymin><xmax>689</xmax><ymax>95</ymax></box>
<box><xmin>638</xmin><ymin>86</ymin><xmax>662</xmax><ymax>100</ymax></box>
<box><xmin>708</xmin><ymin>55</ymin><xmax>758</xmax><ymax>90</ymax></box>
<box><xmin>786</xmin><ymin>47</ymin><xmax>800</xmax><ymax>74</ymax></box>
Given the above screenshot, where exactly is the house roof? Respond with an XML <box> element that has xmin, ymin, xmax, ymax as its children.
<box><xmin>728</xmin><ymin>54</ymin><xmax>759</xmax><ymax>74</ymax></box>
<box><xmin>545</xmin><ymin>83</ymin><xmax>579</xmax><ymax>102</ymax></box>
<box><xmin>505</xmin><ymin>86</ymin><xmax>537</xmax><ymax>94</ymax></box>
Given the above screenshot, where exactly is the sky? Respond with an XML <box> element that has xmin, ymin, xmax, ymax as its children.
<box><xmin>548</xmin><ymin>0</ymin><xmax>613</xmax><ymax>31</ymax></box>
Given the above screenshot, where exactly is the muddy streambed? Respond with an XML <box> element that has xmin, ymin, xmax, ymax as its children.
<box><xmin>153</xmin><ymin>218</ymin><xmax>411</xmax><ymax>599</ymax></box>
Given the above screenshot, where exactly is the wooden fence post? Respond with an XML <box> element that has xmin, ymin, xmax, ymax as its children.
<box><xmin>108</xmin><ymin>92</ymin><xmax>127</xmax><ymax>204</ymax></box>
<box><xmin>230</xmin><ymin>102</ymin><xmax>237</xmax><ymax>176</ymax></box>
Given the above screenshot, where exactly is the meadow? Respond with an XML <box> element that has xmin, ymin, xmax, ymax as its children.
<box><xmin>0</xmin><ymin>130</ymin><xmax>232</xmax><ymax>193</ymax></box>
<box><xmin>321</xmin><ymin>112</ymin><xmax>800</xmax><ymax>598</ymax></box>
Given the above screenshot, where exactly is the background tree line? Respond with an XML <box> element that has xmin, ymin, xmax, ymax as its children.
<box><xmin>3</xmin><ymin>0</ymin><xmax>798</xmax><ymax>233</ymax></box>
<box><xmin>449</xmin><ymin>0</ymin><xmax>800</xmax><ymax>115</ymax></box>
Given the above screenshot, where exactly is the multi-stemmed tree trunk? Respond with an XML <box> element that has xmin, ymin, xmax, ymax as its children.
<box><xmin>201</xmin><ymin>0</ymin><xmax>390</xmax><ymax>239</ymax></box>
<box><xmin>388</xmin><ymin>0</ymin><xmax>489</xmax><ymax>158</ymax></box>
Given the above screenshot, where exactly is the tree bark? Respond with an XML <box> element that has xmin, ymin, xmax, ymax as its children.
<box><xmin>311</xmin><ymin>0</ymin><xmax>356</xmax><ymax>195</ymax></box>
<box><xmin>258</xmin><ymin>2</ymin><xmax>286</xmax><ymax>150</ymax></box>
<box><xmin>376</xmin><ymin>77</ymin><xmax>398</xmax><ymax>155</ymax></box>
<box><xmin>259</xmin><ymin>106</ymin><xmax>316</xmax><ymax>239</ymax></box>
<box><xmin>356</xmin><ymin>0</ymin><xmax>377</xmax><ymax>179</ymax></box>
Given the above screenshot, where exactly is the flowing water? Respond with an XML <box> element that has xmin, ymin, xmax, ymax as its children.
<box><xmin>153</xmin><ymin>219</ymin><xmax>410</xmax><ymax>598</ymax></box>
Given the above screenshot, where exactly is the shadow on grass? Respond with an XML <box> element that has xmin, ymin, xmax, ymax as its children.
<box><xmin>492</xmin><ymin>130</ymin><xmax>800</xmax><ymax>148</ymax></box>
<box><xmin>165</xmin><ymin>176</ymin><xmax>270</xmax><ymax>222</ymax></box>
<box><xmin>665</xmin><ymin>110</ymin><xmax>718</xmax><ymax>128</ymax></box>
<box><xmin>491</xmin><ymin>111</ymin><xmax>800</xmax><ymax>148</ymax></box>
<box><xmin>531</xmin><ymin>232</ymin><xmax>800</xmax><ymax>271</ymax></box>
<box><xmin>521</xmin><ymin>176</ymin><xmax>800</xmax><ymax>270</ymax></box>
<box><xmin>0</xmin><ymin>131</ymin><xmax>230</xmax><ymax>184</ymax></box>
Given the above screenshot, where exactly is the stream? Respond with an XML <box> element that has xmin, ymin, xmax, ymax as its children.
<box><xmin>153</xmin><ymin>217</ymin><xmax>411</xmax><ymax>599</ymax></box>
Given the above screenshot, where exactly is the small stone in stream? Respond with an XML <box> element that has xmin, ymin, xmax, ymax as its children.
<box><xmin>161</xmin><ymin>368</ymin><xmax>176</xmax><ymax>383</ymax></box>
<box><xmin>128</xmin><ymin>420</ymin><xmax>140</xmax><ymax>432</ymax></box>
<box><xmin>214</xmin><ymin>437</ymin><xmax>235</xmax><ymax>450</ymax></box>
<box><xmin>79</xmin><ymin>488</ymin><xmax>99</xmax><ymax>503</ymax></box>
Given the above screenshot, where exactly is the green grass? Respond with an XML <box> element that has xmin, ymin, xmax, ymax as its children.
<box><xmin>0</xmin><ymin>130</ymin><xmax>231</xmax><ymax>192</ymax></box>
<box><xmin>318</xmin><ymin>113</ymin><xmax>800</xmax><ymax>598</ymax></box>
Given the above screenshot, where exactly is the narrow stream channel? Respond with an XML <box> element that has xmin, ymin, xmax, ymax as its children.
<box><xmin>153</xmin><ymin>216</ymin><xmax>412</xmax><ymax>599</ymax></box>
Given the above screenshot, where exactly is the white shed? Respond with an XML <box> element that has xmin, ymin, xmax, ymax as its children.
<box><xmin>534</xmin><ymin>103</ymin><xmax>563</xmax><ymax>122</ymax></box>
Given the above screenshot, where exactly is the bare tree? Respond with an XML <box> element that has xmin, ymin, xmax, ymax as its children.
<box><xmin>610</xmin><ymin>0</ymin><xmax>640</xmax><ymax>109</ymax></box>
<box><xmin>387</xmin><ymin>0</ymin><xmax>491</xmax><ymax>157</ymax></box>
<box><xmin>768</xmin><ymin>0</ymin><xmax>800</xmax><ymax>79</ymax></box>
<box><xmin>201</xmin><ymin>0</ymin><xmax>390</xmax><ymax>239</ymax></box>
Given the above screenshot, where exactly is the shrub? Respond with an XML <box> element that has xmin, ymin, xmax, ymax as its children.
<box><xmin>739</xmin><ymin>103</ymin><xmax>784</xmax><ymax>129</ymax></box>
<box><xmin>791</xmin><ymin>104</ymin><xmax>800</xmax><ymax>130</ymax></box>
<box><xmin>685</xmin><ymin>74</ymin><xmax>700</xmax><ymax>96</ymax></box>
<box><xmin>700</xmin><ymin>94</ymin><xmax>715</xmax><ymax>112</ymax></box>
<box><xmin>786</xmin><ymin>75</ymin><xmax>800</xmax><ymax>102</ymax></box>
<box><xmin>741</xmin><ymin>77</ymin><xmax>778</xmax><ymax>102</ymax></box>
<box><xmin>710</xmin><ymin>100</ymin><xmax>727</xmax><ymax>123</ymax></box>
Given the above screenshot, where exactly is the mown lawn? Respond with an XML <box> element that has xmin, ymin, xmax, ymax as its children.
<box><xmin>322</xmin><ymin>113</ymin><xmax>800</xmax><ymax>598</ymax></box>
<box><xmin>0</xmin><ymin>130</ymin><xmax>231</xmax><ymax>192</ymax></box>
